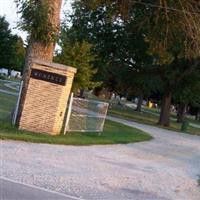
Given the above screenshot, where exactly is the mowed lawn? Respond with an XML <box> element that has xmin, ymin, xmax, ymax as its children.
<box><xmin>108</xmin><ymin>105</ymin><xmax>200</xmax><ymax>136</ymax></box>
<box><xmin>0</xmin><ymin>120</ymin><xmax>152</xmax><ymax>145</ymax></box>
<box><xmin>0</xmin><ymin>93</ymin><xmax>17</xmax><ymax>121</ymax></box>
<box><xmin>90</xmin><ymin>95</ymin><xmax>200</xmax><ymax>134</ymax></box>
<box><xmin>0</xmin><ymin>92</ymin><xmax>152</xmax><ymax>145</ymax></box>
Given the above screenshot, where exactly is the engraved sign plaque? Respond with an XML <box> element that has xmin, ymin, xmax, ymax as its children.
<box><xmin>31</xmin><ymin>69</ymin><xmax>67</xmax><ymax>85</ymax></box>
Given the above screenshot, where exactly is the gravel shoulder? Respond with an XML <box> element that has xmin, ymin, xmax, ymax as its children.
<box><xmin>1</xmin><ymin>116</ymin><xmax>200</xmax><ymax>200</ymax></box>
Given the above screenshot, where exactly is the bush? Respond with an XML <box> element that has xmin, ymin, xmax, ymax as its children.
<box><xmin>0</xmin><ymin>74</ymin><xmax>6</xmax><ymax>80</ymax></box>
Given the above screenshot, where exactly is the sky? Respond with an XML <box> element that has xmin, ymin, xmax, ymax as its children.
<box><xmin>0</xmin><ymin>0</ymin><xmax>73</xmax><ymax>42</ymax></box>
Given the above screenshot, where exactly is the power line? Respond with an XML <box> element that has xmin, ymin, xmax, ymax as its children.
<box><xmin>132</xmin><ymin>0</ymin><xmax>200</xmax><ymax>15</ymax></box>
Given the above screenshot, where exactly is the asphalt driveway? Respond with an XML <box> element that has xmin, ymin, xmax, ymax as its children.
<box><xmin>0</xmin><ymin>178</ymin><xmax>79</xmax><ymax>200</ymax></box>
<box><xmin>1</xmin><ymin>117</ymin><xmax>200</xmax><ymax>200</ymax></box>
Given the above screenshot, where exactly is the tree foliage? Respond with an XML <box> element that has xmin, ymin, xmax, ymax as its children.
<box><xmin>15</xmin><ymin>0</ymin><xmax>60</xmax><ymax>43</ymax></box>
<box><xmin>0</xmin><ymin>16</ymin><xmax>25</xmax><ymax>72</ymax></box>
<box><xmin>65</xmin><ymin>0</ymin><xmax>160</xmax><ymax>96</ymax></box>
<box><xmin>174</xmin><ymin>68</ymin><xmax>200</xmax><ymax>106</ymax></box>
<box><xmin>66</xmin><ymin>0</ymin><xmax>200</xmax><ymax>126</ymax></box>
<box><xmin>82</xmin><ymin>0</ymin><xmax>200</xmax><ymax>63</ymax></box>
<box><xmin>13</xmin><ymin>0</ymin><xmax>200</xmax><ymax>126</ymax></box>
<box><xmin>55</xmin><ymin>36</ymin><xmax>99</xmax><ymax>92</ymax></box>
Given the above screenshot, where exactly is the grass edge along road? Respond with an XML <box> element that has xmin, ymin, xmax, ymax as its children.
<box><xmin>0</xmin><ymin>91</ymin><xmax>152</xmax><ymax>145</ymax></box>
<box><xmin>0</xmin><ymin>120</ymin><xmax>152</xmax><ymax>145</ymax></box>
<box><xmin>0</xmin><ymin>89</ymin><xmax>199</xmax><ymax>139</ymax></box>
<box><xmin>108</xmin><ymin>106</ymin><xmax>200</xmax><ymax>136</ymax></box>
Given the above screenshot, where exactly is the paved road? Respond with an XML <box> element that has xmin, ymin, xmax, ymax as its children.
<box><xmin>1</xmin><ymin>116</ymin><xmax>200</xmax><ymax>200</ymax></box>
<box><xmin>190</xmin><ymin>123</ymin><xmax>200</xmax><ymax>129</ymax></box>
<box><xmin>0</xmin><ymin>80</ymin><xmax>19</xmax><ymax>96</ymax></box>
<box><xmin>143</xmin><ymin>109</ymin><xmax>200</xmax><ymax>129</ymax></box>
<box><xmin>0</xmin><ymin>80</ymin><xmax>20</xmax><ymax>84</ymax></box>
<box><xmin>0</xmin><ymin>89</ymin><xmax>18</xmax><ymax>96</ymax></box>
<box><xmin>4</xmin><ymin>83</ymin><xmax>20</xmax><ymax>91</ymax></box>
<box><xmin>0</xmin><ymin>178</ymin><xmax>82</xmax><ymax>200</ymax></box>
<box><xmin>126</xmin><ymin>103</ymin><xmax>200</xmax><ymax>129</ymax></box>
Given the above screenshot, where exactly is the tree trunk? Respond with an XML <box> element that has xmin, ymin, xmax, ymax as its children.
<box><xmin>16</xmin><ymin>0</ymin><xmax>63</xmax><ymax>125</ymax></box>
<box><xmin>8</xmin><ymin>69</ymin><xmax>12</xmax><ymax>77</ymax></box>
<box><xmin>177</xmin><ymin>103</ymin><xmax>187</xmax><ymax>123</ymax></box>
<box><xmin>135</xmin><ymin>94</ymin><xmax>143</xmax><ymax>112</ymax></box>
<box><xmin>158</xmin><ymin>90</ymin><xmax>172</xmax><ymax>127</ymax></box>
<box><xmin>79</xmin><ymin>89</ymin><xmax>84</xmax><ymax>98</ymax></box>
<box><xmin>195</xmin><ymin>108</ymin><xmax>200</xmax><ymax>121</ymax></box>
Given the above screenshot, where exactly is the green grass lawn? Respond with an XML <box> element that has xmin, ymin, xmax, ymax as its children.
<box><xmin>143</xmin><ymin>106</ymin><xmax>200</xmax><ymax>126</ymax></box>
<box><xmin>87</xmin><ymin>95</ymin><xmax>200</xmax><ymax>136</ymax></box>
<box><xmin>0</xmin><ymin>92</ymin><xmax>152</xmax><ymax>145</ymax></box>
<box><xmin>108</xmin><ymin>105</ymin><xmax>200</xmax><ymax>136</ymax></box>
<box><xmin>0</xmin><ymin>120</ymin><xmax>152</xmax><ymax>145</ymax></box>
<box><xmin>0</xmin><ymin>93</ymin><xmax>17</xmax><ymax>121</ymax></box>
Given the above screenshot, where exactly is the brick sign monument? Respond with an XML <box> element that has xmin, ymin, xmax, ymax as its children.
<box><xmin>18</xmin><ymin>59</ymin><xmax>77</xmax><ymax>135</ymax></box>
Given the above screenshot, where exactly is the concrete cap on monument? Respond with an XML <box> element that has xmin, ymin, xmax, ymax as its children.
<box><xmin>19</xmin><ymin>59</ymin><xmax>77</xmax><ymax>135</ymax></box>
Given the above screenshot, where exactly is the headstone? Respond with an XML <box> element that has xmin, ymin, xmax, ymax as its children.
<box><xmin>18</xmin><ymin>59</ymin><xmax>77</xmax><ymax>135</ymax></box>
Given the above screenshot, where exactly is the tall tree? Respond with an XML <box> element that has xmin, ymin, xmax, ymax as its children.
<box><xmin>55</xmin><ymin>39</ymin><xmax>99</xmax><ymax>94</ymax></box>
<box><xmin>174</xmin><ymin>68</ymin><xmax>200</xmax><ymax>123</ymax></box>
<box><xmin>80</xmin><ymin>0</ymin><xmax>200</xmax><ymax>126</ymax></box>
<box><xmin>65</xmin><ymin>0</ymin><xmax>158</xmax><ymax>98</ymax></box>
<box><xmin>146</xmin><ymin>2</ymin><xmax>200</xmax><ymax>126</ymax></box>
<box><xmin>15</xmin><ymin>0</ymin><xmax>63</xmax><ymax>124</ymax></box>
<box><xmin>0</xmin><ymin>16</ymin><xmax>25</xmax><ymax>74</ymax></box>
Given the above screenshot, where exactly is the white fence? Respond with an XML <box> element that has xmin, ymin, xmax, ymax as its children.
<box><xmin>64</xmin><ymin>94</ymin><xmax>109</xmax><ymax>133</ymax></box>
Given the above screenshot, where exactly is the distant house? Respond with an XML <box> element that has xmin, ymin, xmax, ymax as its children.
<box><xmin>0</xmin><ymin>68</ymin><xmax>8</xmax><ymax>75</ymax></box>
<box><xmin>0</xmin><ymin>68</ymin><xmax>21</xmax><ymax>78</ymax></box>
<box><xmin>11</xmin><ymin>70</ymin><xmax>21</xmax><ymax>78</ymax></box>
